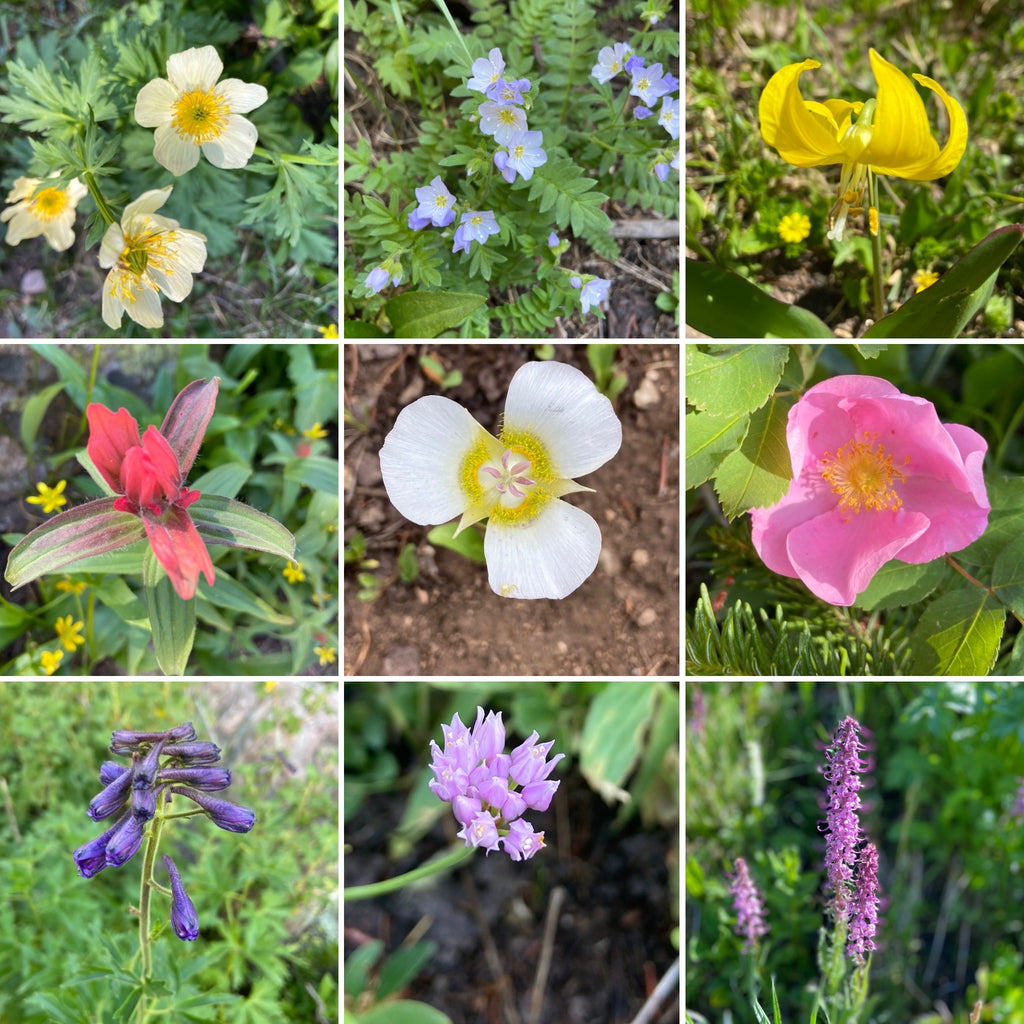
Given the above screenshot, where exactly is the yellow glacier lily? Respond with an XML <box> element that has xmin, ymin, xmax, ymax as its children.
<box><xmin>759</xmin><ymin>49</ymin><xmax>967</xmax><ymax>241</ymax></box>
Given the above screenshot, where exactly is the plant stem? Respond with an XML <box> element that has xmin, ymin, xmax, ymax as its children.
<box><xmin>136</xmin><ymin>797</ymin><xmax>168</xmax><ymax>1023</ymax></box>
<box><xmin>343</xmin><ymin>843</ymin><xmax>475</xmax><ymax>902</ymax></box>
<box><xmin>868</xmin><ymin>170</ymin><xmax>884</xmax><ymax>323</ymax></box>
<box><xmin>84</xmin><ymin>171</ymin><xmax>117</xmax><ymax>228</ymax></box>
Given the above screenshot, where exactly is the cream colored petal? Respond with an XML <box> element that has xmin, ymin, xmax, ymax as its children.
<box><xmin>152</xmin><ymin>124</ymin><xmax>200</xmax><ymax>177</ymax></box>
<box><xmin>67</xmin><ymin>178</ymin><xmax>90</xmax><ymax>205</ymax></box>
<box><xmin>379</xmin><ymin>395</ymin><xmax>497</xmax><ymax>526</ymax></box>
<box><xmin>123</xmin><ymin>281</ymin><xmax>165</xmax><ymax>328</ymax></box>
<box><xmin>169</xmin><ymin>229</ymin><xmax>208</xmax><ymax>275</ymax></box>
<box><xmin>3</xmin><ymin>208</ymin><xmax>42</xmax><ymax>244</ymax></box>
<box><xmin>149</xmin><ymin>263</ymin><xmax>194</xmax><ymax>302</ymax></box>
<box><xmin>201</xmin><ymin>115</ymin><xmax>258</xmax><ymax>168</ymax></box>
<box><xmin>98</xmin><ymin>223</ymin><xmax>125</xmax><ymax>269</ymax></box>
<box><xmin>484</xmin><ymin>500</ymin><xmax>602</xmax><ymax>599</ymax></box>
<box><xmin>216</xmin><ymin>79</ymin><xmax>268</xmax><ymax>114</ymax></box>
<box><xmin>5</xmin><ymin>178</ymin><xmax>38</xmax><ymax>203</ymax></box>
<box><xmin>122</xmin><ymin>186</ymin><xmax>174</xmax><ymax>222</ymax></box>
<box><xmin>102</xmin><ymin>276</ymin><xmax>125</xmax><ymax>329</ymax></box>
<box><xmin>134</xmin><ymin>78</ymin><xmax>177</xmax><ymax>127</ymax></box>
<box><xmin>502</xmin><ymin>361</ymin><xmax>622</xmax><ymax>478</ymax></box>
<box><xmin>165</xmin><ymin>45</ymin><xmax>223</xmax><ymax>91</ymax></box>
<box><xmin>43</xmin><ymin>217</ymin><xmax>76</xmax><ymax>252</ymax></box>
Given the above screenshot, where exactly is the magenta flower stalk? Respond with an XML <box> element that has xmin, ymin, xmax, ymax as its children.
<box><xmin>821</xmin><ymin>716</ymin><xmax>869</xmax><ymax>917</ymax></box>
<box><xmin>847</xmin><ymin>842</ymin><xmax>880</xmax><ymax>963</ymax></box>
<box><xmin>729</xmin><ymin>857</ymin><xmax>769</xmax><ymax>952</ymax></box>
<box><xmin>751</xmin><ymin>375</ymin><xmax>989</xmax><ymax>605</ymax></box>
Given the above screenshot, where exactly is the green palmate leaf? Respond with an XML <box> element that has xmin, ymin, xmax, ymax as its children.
<box><xmin>685</xmin><ymin>343</ymin><xmax>789</xmax><ymax>417</ymax></box>
<box><xmin>864</xmin><ymin>225</ymin><xmax>1024</xmax><ymax>338</ymax></box>
<box><xmin>909</xmin><ymin>587</ymin><xmax>1005</xmax><ymax>675</ymax></box>
<box><xmin>385</xmin><ymin>291</ymin><xmax>487</xmax><ymax>338</ymax></box>
<box><xmin>686</xmin><ymin>259</ymin><xmax>833</xmax><ymax>338</ymax></box>
<box><xmin>712</xmin><ymin>395</ymin><xmax>793</xmax><ymax>520</ymax></box>
<box><xmin>143</xmin><ymin>547</ymin><xmax>196</xmax><ymax>676</ymax></box>
<box><xmin>685</xmin><ymin>409</ymin><xmax>749</xmax><ymax>488</ymax></box>
<box><xmin>189</xmin><ymin>495</ymin><xmax>296</xmax><ymax>561</ymax></box>
<box><xmin>579</xmin><ymin>682</ymin><xmax>658</xmax><ymax>804</ymax></box>
<box><xmin>4</xmin><ymin>499</ymin><xmax>145</xmax><ymax>590</ymax></box>
<box><xmin>854</xmin><ymin>557</ymin><xmax>947</xmax><ymax>611</ymax></box>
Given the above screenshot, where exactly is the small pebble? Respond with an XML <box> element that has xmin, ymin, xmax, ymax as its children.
<box><xmin>636</xmin><ymin>608</ymin><xmax>657</xmax><ymax>628</ymax></box>
<box><xmin>631</xmin><ymin>548</ymin><xmax>650</xmax><ymax>569</ymax></box>
<box><xmin>632</xmin><ymin>373</ymin><xmax>660</xmax><ymax>409</ymax></box>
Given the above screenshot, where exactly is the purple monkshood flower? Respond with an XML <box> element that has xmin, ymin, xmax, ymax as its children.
<box><xmin>847</xmin><ymin>842</ymin><xmax>880</xmax><ymax>963</ymax></box>
<box><xmin>452</xmin><ymin>210</ymin><xmax>500</xmax><ymax>255</ymax></box>
<box><xmin>467</xmin><ymin>47</ymin><xmax>506</xmax><ymax>93</ymax></box>
<box><xmin>821</xmin><ymin>716</ymin><xmax>871</xmax><ymax>917</ymax></box>
<box><xmin>592</xmin><ymin>42</ymin><xmax>634</xmax><ymax>84</ymax></box>
<box><xmin>729</xmin><ymin>857</ymin><xmax>769</xmax><ymax>952</ymax></box>
<box><xmin>478</xmin><ymin>101</ymin><xmax>528</xmax><ymax>145</ymax></box>
<box><xmin>570</xmin><ymin>275</ymin><xmax>611</xmax><ymax>315</ymax></box>
<box><xmin>629</xmin><ymin>62</ymin><xmax>674</xmax><ymax>105</ymax></box>
<box><xmin>413</xmin><ymin>176</ymin><xmax>457</xmax><ymax>228</ymax></box>
<box><xmin>163</xmin><ymin>855</ymin><xmax>200</xmax><ymax>941</ymax></box>
<box><xmin>429</xmin><ymin>707</ymin><xmax>562</xmax><ymax>861</ymax></box>
<box><xmin>73</xmin><ymin>821</ymin><xmax>121</xmax><ymax>878</ymax></box>
<box><xmin>485</xmin><ymin>77</ymin><xmax>530</xmax><ymax>105</ymax></box>
<box><xmin>170</xmin><ymin>786</ymin><xmax>256</xmax><ymax>833</ymax></box>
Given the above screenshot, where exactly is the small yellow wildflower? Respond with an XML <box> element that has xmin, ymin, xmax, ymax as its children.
<box><xmin>54</xmin><ymin>615</ymin><xmax>85</xmax><ymax>652</ymax></box>
<box><xmin>302</xmin><ymin>423</ymin><xmax>329</xmax><ymax>439</ymax></box>
<box><xmin>264</xmin><ymin>680</ymin><xmax>278</xmax><ymax>692</ymax></box>
<box><xmin>40</xmin><ymin>649</ymin><xmax>64</xmax><ymax>675</ymax></box>
<box><xmin>56</xmin><ymin>578</ymin><xmax>87</xmax><ymax>595</ymax></box>
<box><xmin>914</xmin><ymin>269</ymin><xmax>939</xmax><ymax>292</ymax></box>
<box><xmin>314</xmin><ymin>645</ymin><xmax>336</xmax><ymax>666</ymax></box>
<box><xmin>318</xmin><ymin>324</ymin><xmax>339</xmax><ymax>338</ymax></box>
<box><xmin>778</xmin><ymin>212</ymin><xmax>811</xmax><ymax>244</ymax></box>
<box><xmin>868</xmin><ymin>207</ymin><xmax>879</xmax><ymax>236</ymax></box>
<box><xmin>282</xmin><ymin>561</ymin><xmax>305</xmax><ymax>584</ymax></box>
<box><xmin>26</xmin><ymin>480</ymin><xmax>68</xmax><ymax>514</ymax></box>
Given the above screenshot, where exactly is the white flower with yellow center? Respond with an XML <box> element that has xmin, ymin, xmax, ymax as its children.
<box><xmin>134</xmin><ymin>45</ymin><xmax>268</xmax><ymax>176</ymax></box>
<box><xmin>380</xmin><ymin>361</ymin><xmax>622</xmax><ymax>600</ymax></box>
<box><xmin>1</xmin><ymin>173</ymin><xmax>88</xmax><ymax>252</ymax></box>
<box><xmin>98</xmin><ymin>186</ymin><xmax>207</xmax><ymax>329</ymax></box>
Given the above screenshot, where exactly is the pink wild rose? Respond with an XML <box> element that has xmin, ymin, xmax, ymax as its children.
<box><xmin>750</xmin><ymin>375</ymin><xmax>989</xmax><ymax>605</ymax></box>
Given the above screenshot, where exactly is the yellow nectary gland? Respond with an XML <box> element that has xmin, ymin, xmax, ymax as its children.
<box><xmin>31</xmin><ymin>187</ymin><xmax>69</xmax><ymax>220</ymax></box>
<box><xmin>819</xmin><ymin>434</ymin><xmax>909</xmax><ymax>513</ymax></box>
<box><xmin>458</xmin><ymin>429</ymin><xmax>554</xmax><ymax>527</ymax></box>
<box><xmin>172</xmin><ymin>88</ymin><xmax>230</xmax><ymax>144</ymax></box>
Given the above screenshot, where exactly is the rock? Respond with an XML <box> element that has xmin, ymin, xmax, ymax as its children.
<box><xmin>636</xmin><ymin>607</ymin><xmax>657</xmax><ymax>628</ymax></box>
<box><xmin>632</xmin><ymin>372</ymin><xmax>660</xmax><ymax>409</ymax></box>
<box><xmin>383</xmin><ymin>644</ymin><xmax>420</xmax><ymax>676</ymax></box>
<box><xmin>631</xmin><ymin>548</ymin><xmax>650</xmax><ymax>570</ymax></box>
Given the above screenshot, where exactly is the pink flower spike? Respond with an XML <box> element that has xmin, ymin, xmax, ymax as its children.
<box><xmin>750</xmin><ymin>374</ymin><xmax>990</xmax><ymax>605</ymax></box>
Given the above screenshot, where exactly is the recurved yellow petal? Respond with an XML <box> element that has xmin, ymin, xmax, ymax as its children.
<box><xmin>759</xmin><ymin>59</ymin><xmax>847</xmax><ymax>167</ymax></box>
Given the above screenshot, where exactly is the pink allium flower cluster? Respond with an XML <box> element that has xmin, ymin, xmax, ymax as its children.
<box><xmin>429</xmin><ymin>707</ymin><xmax>563</xmax><ymax>861</ymax></box>
<box><xmin>751</xmin><ymin>375</ymin><xmax>990</xmax><ymax>606</ymax></box>
<box><xmin>728</xmin><ymin>857</ymin><xmax>769</xmax><ymax>952</ymax></box>
<box><xmin>847</xmin><ymin>842</ymin><xmax>880</xmax><ymax>963</ymax></box>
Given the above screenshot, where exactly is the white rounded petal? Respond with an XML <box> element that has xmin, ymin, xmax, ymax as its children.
<box><xmin>152</xmin><ymin>125</ymin><xmax>200</xmax><ymax>176</ymax></box>
<box><xmin>379</xmin><ymin>396</ymin><xmax>497</xmax><ymax>525</ymax></box>
<box><xmin>484</xmin><ymin>499</ymin><xmax>602</xmax><ymax>599</ymax></box>
<box><xmin>216</xmin><ymin>79</ymin><xmax>268</xmax><ymax>114</ymax></box>
<box><xmin>122</xmin><ymin>186</ymin><xmax>174</xmax><ymax>222</ymax></box>
<box><xmin>165</xmin><ymin>46</ymin><xmax>223</xmax><ymax>91</ymax></box>
<box><xmin>201</xmin><ymin>115</ymin><xmax>258</xmax><ymax>168</ymax></box>
<box><xmin>170</xmin><ymin>229</ymin><xmax>208</xmax><ymax>274</ymax></box>
<box><xmin>149</xmin><ymin>263</ymin><xmax>195</xmax><ymax>302</ymax></box>
<box><xmin>503</xmin><ymin>361</ymin><xmax>622</xmax><ymax>477</ymax></box>
<box><xmin>101</xmin><ymin>278</ymin><xmax>125</xmax><ymax>329</ymax></box>
<box><xmin>124</xmin><ymin>283</ymin><xmax>165</xmax><ymax>328</ymax></box>
<box><xmin>43</xmin><ymin>218</ymin><xmax>75</xmax><ymax>252</ymax></box>
<box><xmin>98</xmin><ymin>223</ymin><xmax>125</xmax><ymax>268</ymax></box>
<box><xmin>134</xmin><ymin>78</ymin><xmax>177</xmax><ymax>127</ymax></box>
<box><xmin>3</xmin><ymin>209</ymin><xmax>40</xmax><ymax>244</ymax></box>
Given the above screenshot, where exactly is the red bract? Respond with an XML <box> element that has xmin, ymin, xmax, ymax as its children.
<box><xmin>86</xmin><ymin>378</ymin><xmax>218</xmax><ymax>600</ymax></box>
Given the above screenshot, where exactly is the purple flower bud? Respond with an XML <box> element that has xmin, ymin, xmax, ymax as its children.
<box><xmin>73</xmin><ymin>821</ymin><xmax>121</xmax><ymax>877</ymax></box>
<box><xmin>88</xmin><ymin>765</ymin><xmax>133</xmax><ymax>820</ymax></box>
<box><xmin>633</xmin><ymin>105</ymin><xmax>653</xmax><ymax>119</ymax></box>
<box><xmin>364</xmin><ymin>267</ymin><xmax>389</xmax><ymax>294</ymax></box>
<box><xmin>110</xmin><ymin>722</ymin><xmax>196</xmax><ymax>753</ymax></box>
<box><xmin>171</xmin><ymin>786</ymin><xmax>256</xmax><ymax>833</ymax></box>
<box><xmin>821</xmin><ymin>716</ymin><xmax>871</xmax><ymax>916</ymax></box>
<box><xmin>472</xmin><ymin>706</ymin><xmax>505</xmax><ymax>761</ymax></box>
<box><xmin>509</xmin><ymin>731</ymin><xmax>564</xmax><ymax>786</ymax></box>
<box><xmin>452</xmin><ymin>794</ymin><xmax>482</xmax><ymax>827</ymax></box>
<box><xmin>502</xmin><ymin>818</ymin><xmax>545</xmax><ymax>861</ymax></box>
<box><xmin>847</xmin><ymin>842</ymin><xmax>880</xmax><ymax>963</ymax></box>
<box><xmin>458</xmin><ymin>810</ymin><xmax>501</xmax><ymax>854</ymax></box>
<box><xmin>547</xmin><ymin>232</ymin><xmax>560</xmax><ymax>248</ymax></box>
<box><xmin>99</xmin><ymin>761</ymin><xmax>128</xmax><ymax>786</ymax></box>
<box><xmin>163</xmin><ymin>856</ymin><xmax>199</xmax><ymax>941</ymax></box>
<box><xmin>729</xmin><ymin>857</ymin><xmax>769</xmax><ymax>952</ymax></box>
<box><xmin>156</xmin><ymin>767</ymin><xmax>232</xmax><ymax>791</ymax></box>
<box><xmin>132</xmin><ymin>737</ymin><xmax>167</xmax><ymax>792</ymax></box>
<box><xmin>521</xmin><ymin>778</ymin><xmax>559</xmax><ymax>812</ymax></box>
<box><xmin>105</xmin><ymin>812</ymin><xmax>146</xmax><ymax>866</ymax></box>
<box><xmin>162</xmin><ymin>741</ymin><xmax>221</xmax><ymax>765</ymax></box>
<box><xmin>131</xmin><ymin>785</ymin><xmax>157</xmax><ymax>821</ymax></box>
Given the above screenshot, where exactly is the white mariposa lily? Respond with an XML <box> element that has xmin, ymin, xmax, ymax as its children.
<box><xmin>379</xmin><ymin>360</ymin><xmax>622</xmax><ymax>599</ymax></box>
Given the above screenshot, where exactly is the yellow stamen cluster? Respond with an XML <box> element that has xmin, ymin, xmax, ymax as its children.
<box><xmin>30</xmin><ymin>187</ymin><xmax>71</xmax><ymax>221</ymax></box>
<box><xmin>108</xmin><ymin>217</ymin><xmax>180</xmax><ymax>305</ymax></box>
<box><xmin>819</xmin><ymin>434</ymin><xmax>909</xmax><ymax>513</ymax></box>
<box><xmin>172</xmin><ymin>88</ymin><xmax>230</xmax><ymax>144</ymax></box>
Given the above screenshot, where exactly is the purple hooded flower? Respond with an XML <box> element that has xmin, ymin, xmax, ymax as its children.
<box><xmin>162</xmin><ymin>741</ymin><xmax>221</xmax><ymax>764</ymax></box>
<box><xmin>171</xmin><ymin>786</ymin><xmax>256</xmax><ymax>833</ymax></box>
<box><xmin>110</xmin><ymin>722</ymin><xmax>196</xmax><ymax>754</ymax></box>
<box><xmin>729</xmin><ymin>857</ymin><xmax>769</xmax><ymax>952</ymax></box>
<box><xmin>88</xmin><ymin>766</ymin><xmax>133</xmax><ymax>820</ymax></box>
<box><xmin>847</xmin><ymin>842</ymin><xmax>880</xmax><ymax>963</ymax></box>
<box><xmin>821</xmin><ymin>716</ymin><xmax>871</xmax><ymax>916</ymax></box>
<box><xmin>163</xmin><ymin>855</ymin><xmax>199</xmax><ymax>941</ymax></box>
<box><xmin>105</xmin><ymin>812</ymin><xmax>146</xmax><ymax>867</ymax></box>
<box><xmin>73</xmin><ymin>821</ymin><xmax>121</xmax><ymax>877</ymax></box>
<box><xmin>157</xmin><ymin>766</ymin><xmax>232</xmax><ymax>791</ymax></box>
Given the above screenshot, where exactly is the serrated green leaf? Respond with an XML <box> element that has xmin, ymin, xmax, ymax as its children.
<box><xmin>712</xmin><ymin>395</ymin><xmax>793</xmax><ymax>519</ymax></box>
<box><xmin>853</xmin><ymin>557</ymin><xmax>947</xmax><ymax>611</ymax></box>
<box><xmin>910</xmin><ymin>587</ymin><xmax>1005</xmax><ymax>675</ymax></box>
<box><xmin>385</xmin><ymin>291</ymin><xmax>487</xmax><ymax>338</ymax></box>
<box><xmin>685</xmin><ymin>344</ymin><xmax>789</xmax><ymax>417</ymax></box>
<box><xmin>990</xmin><ymin>532</ymin><xmax>1024</xmax><ymax>619</ymax></box>
<box><xmin>685</xmin><ymin>409</ymin><xmax>749</xmax><ymax>489</ymax></box>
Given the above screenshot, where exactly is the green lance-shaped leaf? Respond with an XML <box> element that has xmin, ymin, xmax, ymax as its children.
<box><xmin>4</xmin><ymin>498</ymin><xmax>145</xmax><ymax>589</ymax></box>
<box><xmin>143</xmin><ymin>547</ymin><xmax>196</xmax><ymax>676</ymax></box>
<box><xmin>864</xmin><ymin>225</ymin><xmax>1024</xmax><ymax>338</ymax></box>
<box><xmin>189</xmin><ymin>495</ymin><xmax>296</xmax><ymax>561</ymax></box>
<box><xmin>384</xmin><ymin>291</ymin><xmax>487</xmax><ymax>339</ymax></box>
<box><xmin>685</xmin><ymin>258</ymin><xmax>834</xmax><ymax>339</ymax></box>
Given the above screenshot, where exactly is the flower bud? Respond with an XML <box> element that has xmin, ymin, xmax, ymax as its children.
<box><xmin>163</xmin><ymin>855</ymin><xmax>199</xmax><ymax>941</ymax></box>
<box><xmin>171</xmin><ymin>786</ymin><xmax>256</xmax><ymax>833</ymax></box>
